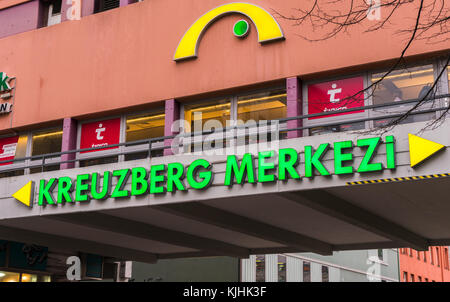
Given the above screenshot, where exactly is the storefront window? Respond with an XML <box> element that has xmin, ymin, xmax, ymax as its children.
<box><xmin>237</xmin><ymin>89</ymin><xmax>287</xmax><ymax>143</ymax></box>
<box><xmin>322</xmin><ymin>266</ymin><xmax>329</xmax><ymax>282</ymax></box>
<box><xmin>255</xmin><ymin>255</ymin><xmax>265</xmax><ymax>282</ymax></box>
<box><xmin>371</xmin><ymin>65</ymin><xmax>436</xmax><ymax>126</ymax></box>
<box><xmin>184</xmin><ymin>99</ymin><xmax>231</xmax><ymax>152</ymax></box>
<box><xmin>278</xmin><ymin>255</ymin><xmax>286</xmax><ymax>282</ymax></box>
<box><xmin>0</xmin><ymin>271</ymin><xmax>20</xmax><ymax>282</ymax></box>
<box><xmin>0</xmin><ymin>271</ymin><xmax>50</xmax><ymax>282</ymax></box>
<box><xmin>30</xmin><ymin>129</ymin><xmax>63</xmax><ymax>174</ymax></box>
<box><xmin>303</xmin><ymin>261</ymin><xmax>311</xmax><ymax>282</ymax></box>
<box><xmin>125</xmin><ymin>111</ymin><xmax>165</xmax><ymax>160</ymax></box>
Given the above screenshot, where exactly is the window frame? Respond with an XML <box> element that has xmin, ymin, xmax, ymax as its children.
<box><xmin>29</xmin><ymin>126</ymin><xmax>64</xmax><ymax>173</ymax></box>
<box><xmin>179</xmin><ymin>85</ymin><xmax>287</xmax><ymax>154</ymax></box>
<box><xmin>367</xmin><ymin>60</ymin><xmax>442</xmax><ymax>124</ymax></box>
<box><xmin>123</xmin><ymin>108</ymin><xmax>166</xmax><ymax>159</ymax></box>
<box><xmin>75</xmin><ymin>115</ymin><xmax>124</xmax><ymax>168</ymax></box>
<box><xmin>302</xmin><ymin>72</ymin><xmax>370</xmax><ymax>137</ymax></box>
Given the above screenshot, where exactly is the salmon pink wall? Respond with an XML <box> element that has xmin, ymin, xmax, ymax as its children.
<box><xmin>0</xmin><ymin>0</ymin><xmax>448</xmax><ymax>132</ymax></box>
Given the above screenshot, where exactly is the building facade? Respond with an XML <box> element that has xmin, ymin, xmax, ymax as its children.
<box><xmin>399</xmin><ymin>247</ymin><xmax>450</xmax><ymax>282</ymax></box>
<box><xmin>0</xmin><ymin>0</ymin><xmax>449</xmax><ymax>282</ymax></box>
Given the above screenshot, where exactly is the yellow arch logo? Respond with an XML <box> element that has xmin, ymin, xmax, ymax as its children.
<box><xmin>174</xmin><ymin>2</ymin><xmax>285</xmax><ymax>62</ymax></box>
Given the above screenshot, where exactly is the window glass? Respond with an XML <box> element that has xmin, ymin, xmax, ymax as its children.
<box><xmin>371</xmin><ymin>65</ymin><xmax>435</xmax><ymax>126</ymax></box>
<box><xmin>184</xmin><ymin>99</ymin><xmax>231</xmax><ymax>152</ymax></box>
<box><xmin>237</xmin><ymin>89</ymin><xmax>287</xmax><ymax>143</ymax></box>
<box><xmin>21</xmin><ymin>273</ymin><xmax>37</xmax><ymax>282</ymax></box>
<box><xmin>309</xmin><ymin>122</ymin><xmax>365</xmax><ymax>136</ymax></box>
<box><xmin>30</xmin><ymin>129</ymin><xmax>62</xmax><ymax>174</ymax></box>
<box><xmin>0</xmin><ymin>135</ymin><xmax>27</xmax><ymax>178</ymax></box>
<box><xmin>237</xmin><ymin>90</ymin><xmax>287</xmax><ymax>123</ymax></box>
<box><xmin>322</xmin><ymin>266</ymin><xmax>329</xmax><ymax>282</ymax></box>
<box><xmin>32</xmin><ymin>129</ymin><xmax>62</xmax><ymax>156</ymax></box>
<box><xmin>303</xmin><ymin>261</ymin><xmax>311</xmax><ymax>282</ymax></box>
<box><xmin>125</xmin><ymin>111</ymin><xmax>165</xmax><ymax>160</ymax></box>
<box><xmin>436</xmin><ymin>247</ymin><xmax>440</xmax><ymax>267</ymax></box>
<box><xmin>278</xmin><ymin>255</ymin><xmax>286</xmax><ymax>282</ymax></box>
<box><xmin>448</xmin><ymin>66</ymin><xmax>450</xmax><ymax>92</ymax></box>
<box><xmin>0</xmin><ymin>271</ymin><xmax>20</xmax><ymax>282</ymax></box>
<box><xmin>378</xmin><ymin>249</ymin><xmax>384</xmax><ymax>261</ymax></box>
<box><xmin>51</xmin><ymin>0</ymin><xmax>62</xmax><ymax>14</ymax></box>
<box><xmin>184</xmin><ymin>99</ymin><xmax>231</xmax><ymax>131</ymax></box>
<box><xmin>255</xmin><ymin>255</ymin><xmax>265</xmax><ymax>282</ymax></box>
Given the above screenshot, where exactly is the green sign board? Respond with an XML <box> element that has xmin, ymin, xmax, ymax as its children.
<box><xmin>35</xmin><ymin>136</ymin><xmax>396</xmax><ymax>206</ymax></box>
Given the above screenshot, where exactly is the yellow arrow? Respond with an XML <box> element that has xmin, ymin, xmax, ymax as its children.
<box><xmin>409</xmin><ymin>134</ymin><xmax>445</xmax><ymax>168</ymax></box>
<box><xmin>12</xmin><ymin>181</ymin><xmax>34</xmax><ymax>208</ymax></box>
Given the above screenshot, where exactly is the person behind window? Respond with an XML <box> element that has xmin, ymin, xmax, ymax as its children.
<box><xmin>381</xmin><ymin>80</ymin><xmax>403</xmax><ymax>103</ymax></box>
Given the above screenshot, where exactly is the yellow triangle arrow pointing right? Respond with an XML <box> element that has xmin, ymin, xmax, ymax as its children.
<box><xmin>12</xmin><ymin>181</ymin><xmax>34</xmax><ymax>208</ymax></box>
<box><xmin>409</xmin><ymin>134</ymin><xmax>445</xmax><ymax>168</ymax></box>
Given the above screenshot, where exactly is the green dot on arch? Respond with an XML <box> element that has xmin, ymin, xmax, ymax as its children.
<box><xmin>233</xmin><ymin>20</ymin><xmax>250</xmax><ymax>38</ymax></box>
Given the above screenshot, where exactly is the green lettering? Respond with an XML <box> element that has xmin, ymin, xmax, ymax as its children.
<box><xmin>111</xmin><ymin>169</ymin><xmax>131</xmax><ymax>198</ymax></box>
<box><xmin>57</xmin><ymin>177</ymin><xmax>74</xmax><ymax>204</ymax></box>
<box><xmin>258</xmin><ymin>151</ymin><xmax>276</xmax><ymax>183</ymax></box>
<box><xmin>385</xmin><ymin>136</ymin><xmax>396</xmax><ymax>169</ymax></box>
<box><xmin>224</xmin><ymin>154</ymin><xmax>255</xmax><ymax>186</ymax></box>
<box><xmin>187</xmin><ymin>159</ymin><xmax>213</xmax><ymax>190</ymax></box>
<box><xmin>167</xmin><ymin>163</ymin><xmax>186</xmax><ymax>193</ymax></box>
<box><xmin>357</xmin><ymin>137</ymin><xmax>383</xmax><ymax>173</ymax></box>
<box><xmin>278</xmin><ymin>148</ymin><xmax>300</xmax><ymax>180</ymax></box>
<box><xmin>304</xmin><ymin>144</ymin><xmax>330</xmax><ymax>177</ymax></box>
<box><xmin>38</xmin><ymin>178</ymin><xmax>57</xmax><ymax>206</ymax></box>
<box><xmin>75</xmin><ymin>174</ymin><xmax>91</xmax><ymax>202</ymax></box>
<box><xmin>150</xmin><ymin>165</ymin><xmax>166</xmax><ymax>194</ymax></box>
<box><xmin>131</xmin><ymin>167</ymin><xmax>149</xmax><ymax>196</ymax></box>
<box><xmin>334</xmin><ymin>141</ymin><xmax>354</xmax><ymax>175</ymax></box>
<box><xmin>91</xmin><ymin>172</ymin><xmax>111</xmax><ymax>200</ymax></box>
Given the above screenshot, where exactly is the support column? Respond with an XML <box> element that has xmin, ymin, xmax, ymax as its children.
<box><xmin>164</xmin><ymin>99</ymin><xmax>180</xmax><ymax>156</ymax></box>
<box><xmin>82</xmin><ymin>0</ymin><xmax>95</xmax><ymax>17</ymax></box>
<box><xmin>286</xmin><ymin>77</ymin><xmax>303</xmax><ymax>139</ymax></box>
<box><xmin>60</xmin><ymin>118</ymin><xmax>78</xmax><ymax>170</ymax></box>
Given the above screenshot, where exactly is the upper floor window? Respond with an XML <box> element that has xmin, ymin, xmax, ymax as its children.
<box><xmin>30</xmin><ymin>128</ymin><xmax>63</xmax><ymax>173</ymax></box>
<box><xmin>94</xmin><ymin>0</ymin><xmax>120</xmax><ymax>13</ymax></box>
<box><xmin>125</xmin><ymin>111</ymin><xmax>165</xmax><ymax>160</ymax></box>
<box><xmin>322</xmin><ymin>266</ymin><xmax>329</xmax><ymax>282</ymax></box>
<box><xmin>255</xmin><ymin>255</ymin><xmax>265</xmax><ymax>282</ymax></box>
<box><xmin>277</xmin><ymin>255</ymin><xmax>286</xmax><ymax>282</ymax></box>
<box><xmin>371</xmin><ymin>65</ymin><xmax>436</xmax><ymax>126</ymax></box>
<box><xmin>45</xmin><ymin>0</ymin><xmax>63</xmax><ymax>27</ymax></box>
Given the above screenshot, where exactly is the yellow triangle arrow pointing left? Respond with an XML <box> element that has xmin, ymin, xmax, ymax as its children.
<box><xmin>409</xmin><ymin>134</ymin><xmax>445</xmax><ymax>168</ymax></box>
<box><xmin>12</xmin><ymin>181</ymin><xmax>35</xmax><ymax>208</ymax></box>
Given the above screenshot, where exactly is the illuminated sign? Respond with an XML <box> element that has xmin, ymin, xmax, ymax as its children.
<box><xmin>174</xmin><ymin>3</ymin><xmax>285</xmax><ymax>61</ymax></box>
<box><xmin>12</xmin><ymin>135</ymin><xmax>399</xmax><ymax>207</ymax></box>
<box><xmin>80</xmin><ymin>118</ymin><xmax>121</xmax><ymax>153</ymax></box>
<box><xmin>308</xmin><ymin>77</ymin><xmax>365</xmax><ymax>119</ymax></box>
<box><xmin>12</xmin><ymin>134</ymin><xmax>447</xmax><ymax>208</ymax></box>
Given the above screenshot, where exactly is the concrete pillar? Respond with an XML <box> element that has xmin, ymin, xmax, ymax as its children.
<box><xmin>60</xmin><ymin>118</ymin><xmax>78</xmax><ymax>170</ymax></box>
<box><xmin>286</xmin><ymin>77</ymin><xmax>303</xmax><ymax>139</ymax></box>
<box><xmin>164</xmin><ymin>99</ymin><xmax>180</xmax><ymax>156</ymax></box>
